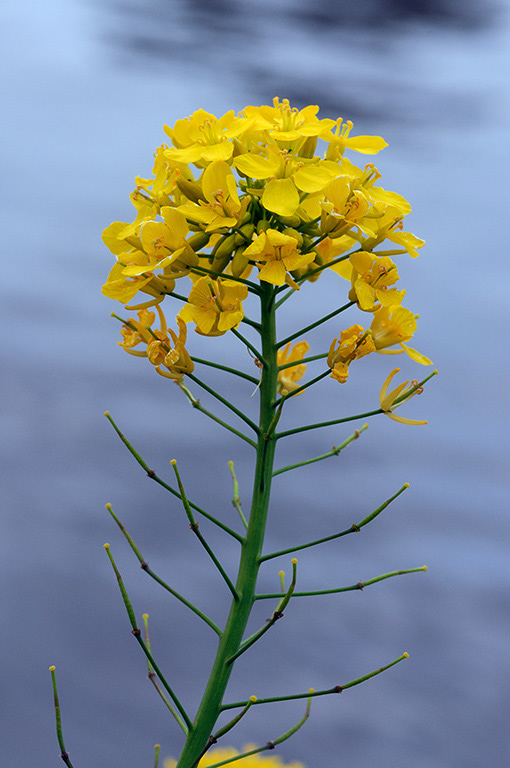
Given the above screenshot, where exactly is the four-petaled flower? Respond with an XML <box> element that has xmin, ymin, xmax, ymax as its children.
<box><xmin>244</xmin><ymin>229</ymin><xmax>314</xmax><ymax>287</ymax></box>
<box><xmin>379</xmin><ymin>368</ymin><xmax>427</xmax><ymax>426</ymax></box>
<box><xmin>179</xmin><ymin>276</ymin><xmax>248</xmax><ymax>336</ymax></box>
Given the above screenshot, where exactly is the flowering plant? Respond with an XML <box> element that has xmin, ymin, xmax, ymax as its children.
<box><xmin>50</xmin><ymin>98</ymin><xmax>436</xmax><ymax>768</ymax></box>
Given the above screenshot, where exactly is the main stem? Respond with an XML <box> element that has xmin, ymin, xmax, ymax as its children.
<box><xmin>175</xmin><ymin>283</ymin><xmax>278</xmax><ymax>768</ymax></box>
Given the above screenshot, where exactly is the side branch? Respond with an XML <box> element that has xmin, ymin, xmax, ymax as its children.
<box><xmin>259</xmin><ymin>483</ymin><xmax>409</xmax><ymax>562</ymax></box>
<box><xmin>105</xmin><ymin>504</ymin><xmax>222</xmax><ymax>636</ymax></box>
<box><xmin>227</xmin><ymin>560</ymin><xmax>297</xmax><ymax>664</ymax></box>
<box><xmin>191</xmin><ymin>357</ymin><xmax>259</xmax><ymax>386</ymax></box>
<box><xmin>104</xmin><ymin>411</ymin><xmax>244</xmax><ymax>542</ymax></box>
<box><xmin>276</xmin><ymin>407</ymin><xmax>383</xmax><ymax>440</ymax></box>
<box><xmin>103</xmin><ymin>544</ymin><xmax>193</xmax><ymax>731</ymax></box>
<box><xmin>176</xmin><ymin>382</ymin><xmax>258</xmax><ymax>448</ymax></box>
<box><xmin>273</xmin><ymin>424</ymin><xmax>368</xmax><ymax>476</ymax></box>
<box><xmin>171</xmin><ymin>460</ymin><xmax>239</xmax><ymax>601</ymax></box>
<box><xmin>49</xmin><ymin>666</ymin><xmax>75</xmax><ymax>768</ymax></box>
<box><xmin>254</xmin><ymin>566</ymin><xmax>427</xmax><ymax>599</ymax></box>
<box><xmin>207</xmin><ymin>694</ymin><xmax>312</xmax><ymax>767</ymax></box>
<box><xmin>276</xmin><ymin>301</ymin><xmax>354</xmax><ymax>350</ymax></box>
<box><xmin>186</xmin><ymin>372</ymin><xmax>260</xmax><ymax>434</ymax></box>
<box><xmin>221</xmin><ymin>651</ymin><xmax>409</xmax><ymax>711</ymax></box>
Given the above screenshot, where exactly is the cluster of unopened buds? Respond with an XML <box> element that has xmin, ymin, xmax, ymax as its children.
<box><xmin>103</xmin><ymin>97</ymin><xmax>434</xmax><ymax>424</ymax></box>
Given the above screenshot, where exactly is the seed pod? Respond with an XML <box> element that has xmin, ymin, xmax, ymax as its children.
<box><xmin>211</xmin><ymin>233</ymin><xmax>237</xmax><ymax>273</ymax></box>
<box><xmin>230</xmin><ymin>246</ymin><xmax>251</xmax><ymax>278</ymax></box>
<box><xmin>176</xmin><ymin>179</ymin><xmax>206</xmax><ymax>203</ymax></box>
<box><xmin>186</xmin><ymin>231</ymin><xmax>210</xmax><ymax>252</ymax></box>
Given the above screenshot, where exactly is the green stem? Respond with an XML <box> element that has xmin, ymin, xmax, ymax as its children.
<box><xmin>277</xmin><ymin>351</ymin><xmax>328</xmax><ymax>371</ymax></box>
<box><xmin>230</xmin><ymin>328</ymin><xmax>267</xmax><ymax>368</ymax></box>
<box><xmin>275</xmin><ymin>369</ymin><xmax>331</xmax><ymax>405</ymax></box>
<box><xmin>177</xmin><ymin>381</ymin><xmax>257</xmax><ymax>448</ymax></box>
<box><xmin>228</xmin><ymin>461</ymin><xmax>248</xmax><ymax>529</ymax></box>
<box><xmin>49</xmin><ymin>666</ymin><xmax>75</xmax><ymax>768</ymax></box>
<box><xmin>143</xmin><ymin>614</ymin><xmax>190</xmax><ymax>734</ymax></box>
<box><xmin>191</xmin><ymin>357</ymin><xmax>259</xmax><ymax>385</ymax></box>
<box><xmin>221</xmin><ymin>652</ymin><xmax>409</xmax><ymax>710</ymax></box>
<box><xmin>205</xmin><ymin>695</ymin><xmax>312</xmax><ymax>767</ymax></box>
<box><xmin>276</xmin><ymin>407</ymin><xmax>383</xmax><ymax>440</ymax></box>
<box><xmin>260</xmin><ymin>483</ymin><xmax>409</xmax><ymax>562</ymax></box>
<box><xmin>175</xmin><ymin>281</ymin><xmax>279</xmax><ymax>768</ymax></box>
<box><xmin>276</xmin><ymin>301</ymin><xmax>354</xmax><ymax>349</ymax></box>
<box><xmin>171</xmin><ymin>460</ymin><xmax>239</xmax><ymax>601</ymax></box>
<box><xmin>106</xmin><ymin>504</ymin><xmax>221</xmax><ymax>635</ymax></box>
<box><xmin>186</xmin><ymin>372</ymin><xmax>259</xmax><ymax>434</ymax></box>
<box><xmin>104</xmin><ymin>412</ymin><xmax>244</xmax><ymax>542</ymax></box>
<box><xmin>254</xmin><ymin>566</ymin><xmax>427</xmax><ymax>599</ymax></box>
<box><xmin>273</xmin><ymin>424</ymin><xmax>368</xmax><ymax>476</ymax></box>
<box><xmin>104</xmin><ymin>544</ymin><xmax>193</xmax><ymax>731</ymax></box>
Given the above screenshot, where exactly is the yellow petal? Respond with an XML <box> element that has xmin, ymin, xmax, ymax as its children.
<box><xmin>262</xmin><ymin>178</ymin><xmax>300</xmax><ymax>217</ymax></box>
<box><xmin>400</xmin><ymin>344</ymin><xmax>433</xmax><ymax>365</ymax></box>
<box><xmin>233</xmin><ymin>153</ymin><xmax>279</xmax><ymax>179</ymax></box>
<box><xmin>344</xmin><ymin>135</ymin><xmax>388</xmax><ymax>154</ymax></box>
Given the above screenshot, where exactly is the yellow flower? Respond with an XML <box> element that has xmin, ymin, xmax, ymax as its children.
<box><xmin>164</xmin><ymin>745</ymin><xmax>304</xmax><ymax>768</ymax></box>
<box><xmin>179</xmin><ymin>276</ymin><xmax>248</xmax><ymax>336</ymax></box>
<box><xmin>325</xmin><ymin>119</ymin><xmax>388</xmax><ymax>162</ymax></box>
<box><xmin>243</xmin><ymin>97</ymin><xmax>335</xmax><ymax>145</ymax></box>
<box><xmin>163</xmin><ymin>109</ymin><xmax>252</xmax><ymax>165</ymax></box>
<box><xmin>277</xmin><ymin>341</ymin><xmax>310</xmax><ymax>395</ymax></box>
<box><xmin>327</xmin><ymin>325</ymin><xmax>375</xmax><ymax>383</ymax></box>
<box><xmin>243</xmin><ymin>229</ymin><xmax>314</xmax><ymax>287</ymax></box>
<box><xmin>379</xmin><ymin>368</ymin><xmax>427</xmax><ymax>425</ymax></box>
<box><xmin>177</xmin><ymin>161</ymin><xmax>242</xmax><ymax>232</ymax></box>
<box><xmin>370</xmin><ymin>306</ymin><xmax>432</xmax><ymax>365</ymax></box>
<box><xmin>118</xmin><ymin>306</ymin><xmax>193</xmax><ymax>379</ymax></box>
<box><xmin>348</xmin><ymin>252</ymin><xmax>405</xmax><ymax>311</ymax></box>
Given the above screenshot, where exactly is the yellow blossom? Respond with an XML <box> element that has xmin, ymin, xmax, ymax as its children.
<box><xmin>348</xmin><ymin>252</ymin><xmax>405</xmax><ymax>311</ymax></box>
<box><xmin>163</xmin><ymin>109</ymin><xmax>253</xmax><ymax>165</ymax></box>
<box><xmin>179</xmin><ymin>276</ymin><xmax>248</xmax><ymax>336</ymax></box>
<box><xmin>177</xmin><ymin>161</ymin><xmax>242</xmax><ymax>232</ymax></box>
<box><xmin>379</xmin><ymin>368</ymin><xmax>427</xmax><ymax>425</ymax></box>
<box><xmin>325</xmin><ymin>119</ymin><xmax>388</xmax><ymax>162</ymax></box>
<box><xmin>327</xmin><ymin>325</ymin><xmax>375</xmax><ymax>383</ymax></box>
<box><xmin>277</xmin><ymin>341</ymin><xmax>310</xmax><ymax>395</ymax></box>
<box><xmin>370</xmin><ymin>306</ymin><xmax>432</xmax><ymax>364</ymax></box>
<box><xmin>118</xmin><ymin>306</ymin><xmax>193</xmax><ymax>379</ymax></box>
<box><xmin>243</xmin><ymin>229</ymin><xmax>314</xmax><ymax>287</ymax></box>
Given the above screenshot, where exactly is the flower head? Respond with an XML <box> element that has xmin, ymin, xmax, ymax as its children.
<box><xmin>244</xmin><ymin>229</ymin><xmax>314</xmax><ymax>287</ymax></box>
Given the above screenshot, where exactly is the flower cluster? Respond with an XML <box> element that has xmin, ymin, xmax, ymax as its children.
<box><xmin>102</xmin><ymin>97</ymin><xmax>431</xmax><ymax>407</ymax></box>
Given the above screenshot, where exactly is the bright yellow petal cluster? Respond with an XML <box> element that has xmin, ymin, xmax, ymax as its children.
<box><xmin>102</xmin><ymin>97</ymin><xmax>431</xmax><ymax>387</ymax></box>
<box><xmin>379</xmin><ymin>368</ymin><xmax>428</xmax><ymax>426</ymax></box>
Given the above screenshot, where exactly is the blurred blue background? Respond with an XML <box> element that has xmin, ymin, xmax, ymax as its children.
<box><xmin>1</xmin><ymin>0</ymin><xmax>509</xmax><ymax>766</ymax></box>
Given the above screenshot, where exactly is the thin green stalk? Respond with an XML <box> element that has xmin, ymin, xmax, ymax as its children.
<box><xmin>49</xmin><ymin>666</ymin><xmax>75</xmax><ymax>768</ymax></box>
<box><xmin>228</xmin><ymin>461</ymin><xmax>248</xmax><ymax>529</ymax></box>
<box><xmin>104</xmin><ymin>411</ymin><xmax>244</xmax><ymax>542</ymax></box>
<box><xmin>254</xmin><ymin>566</ymin><xmax>427</xmax><ymax>599</ymax></box>
<box><xmin>221</xmin><ymin>652</ymin><xmax>409</xmax><ymax>710</ymax></box>
<box><xmin>274</xmin><ymin>253</ymin><xmax>356</xmax><ymax>308</ymax></box>
<box><xmin>186</xmin><ymin>372</ymin><xmax>259</xmax><ymax>434</ymax></box>
<box><xmin>106</xmin><ymin>504</ymin><xmax>221</xmax><ymax>635</ymax></box>
<box><xmin>213</xmin><ymin>696</ymin><xmax>257</xmax><ymax>740</ymax></box>
<box><xmin>260</xmin><ymin>483</ymin><xmax>409</xmax><ymax>562</ymax></box>
<box><xmin>143</xmin><ymin>614</ymin><xmax>189</xmax><ymax>734</ymax></box>
<box><xmin>228</xmin><ymin>560</ymin><xmax>297</xmax><ymax>664</ymax></box>
<box><xmin>277</xmin><ymin>351</ymin><xmax>328</xmax><ymax>371</ymax></box>
<box><xmin>176</xmin><ymin>381</ymin><xmax>258</xmax><ymax>448</ymax></box>
<box><xmin>175</xmin><ymin>281</ymin><xmax>279</xmax><ymax>768</ymax></box>
<box><xmin>205</xmin><ymin>695</ymin><xmax>312</xmax><ymax>767</ymax></box>
<box><xmin>275</xmin><ymin>369</ymin><xmax>331</xmax><ymax>405</ymax></box>
<box><xmin>171</xmin><ymin>460</ymin><xmax>239</xmax><ymax>601</ymax></box>
<box><xmin>191</xmin><ymin>357</ymin><xmax>259</xmax><ymax>385</ymax></box>
<box><xmin>273</xmin><ymin>424</ymin><xmax>368</xmax><ymax>476</ymax></box>
<box><xmin>276</xmin><ymin>301</ymin><xmax>354</xmax><ymax>349</ymax></box>
<box><xmin>154</xmin><ymin>745</ymin><xmax>161</xmax><ymax>768</ymax></box>
<box><xmin>230</xmin><ymin>328</ymin><xmax>267</xmax><ymax>368</ymax></box>
<box><xmin>104</xmin><ymin>544</ymin><xmax>193</xmax><ymax>731</ymax></box>
<box><xmin>276</xmin><ymin>407</ymin><xmax>383</xmax><ymax>440</ymax></box>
